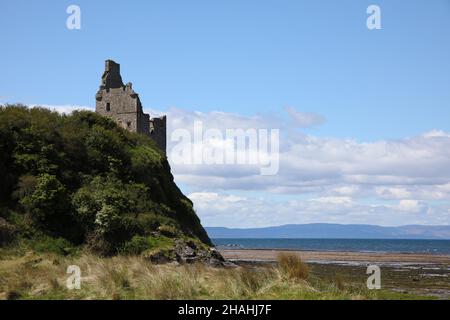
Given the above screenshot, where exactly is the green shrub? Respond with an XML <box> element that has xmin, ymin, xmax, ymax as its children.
<box><xmin>135</xmin><ymin>213</ymin><xmax>179</xmax><ymax>233</ymax></box>
<box><xmin>29</xmin><ymin>236</ymin><xmax>75</xmax><ymax>255</ymax></box>
<box><xmin>120</xmin><ymin>235</ymin><xmax>173</xmax><ymax>255</ymax></box>
<box><xmin>20</xmin><ymin>174</ymin><xmax>69</xmax><ymax>224</ymax></box>
<box><xmin>120</xmin><ymin>236</ymin><xmax>149</xmax><ymax>255</ymax></box>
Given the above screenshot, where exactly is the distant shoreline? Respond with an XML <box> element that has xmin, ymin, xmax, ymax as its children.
<box><xmin>212</xmin><ymin>238</ymin><xmax>450</xmax><ymax>255</ymax></box>
<box><xmin>216</xmin><ymin>246</ymin><xmax>450</xmax><ymax>255</ymax></box>
<box><xmin>219</xmin><ymin>249</ymin><xmax>450</xmax><ymax>265</ymax></box>
<box><xmin>206</xmin><ymin>224</ymin><xmax>450</xmax><ymax>240</ymax></box>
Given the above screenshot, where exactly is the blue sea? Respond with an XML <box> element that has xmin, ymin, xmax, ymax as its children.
<box><xmin>212</xmin><ymin>238</ymin><xmax>450</xmax><ymax>255</ymax></box>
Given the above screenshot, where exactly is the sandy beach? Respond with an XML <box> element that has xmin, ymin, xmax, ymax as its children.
<box><xmin>220</xmin><ymin>249</ymin><xmax>450</xmax><ymax>298</ymax></box>
<box><xmin>220</xmin><ymin>249</ymin><xmax>450</xmax><ymax>265</ymax></box>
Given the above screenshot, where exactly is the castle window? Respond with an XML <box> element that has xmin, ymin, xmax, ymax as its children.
<box><xmin>127</xmin><ymin>121</ymin><xmax>131</xmax><ymax>128</ymax></box>
<box><xmin>106</xmin><ymin>103</ymin><xmax>111</xmax><ymax>111</ymax></box>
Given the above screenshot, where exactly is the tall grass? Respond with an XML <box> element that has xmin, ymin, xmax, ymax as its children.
<box><xmin>277</xmin><ymin>252</ymin><xmax>309</xmax><ymax>280</ymax></box>
<box><xmin>0</xmin><ymin>250</ymin><xmax>423</xmax><ymax>300</ymax></box>
<box><xmin>333</xmin><ymin>273</ymin><xmax>345</xmax><ymax>291</ymax></box>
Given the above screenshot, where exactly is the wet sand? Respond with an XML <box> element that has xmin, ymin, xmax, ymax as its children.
<box><xmin>220</xmin><ymin>249</ymin><xmax>450</xmax><ymax>298</ymax></box>
<box><xmin>220</xmin><ymin>249</ymin><xmax>450</xmax><ymax>265</ymax></box>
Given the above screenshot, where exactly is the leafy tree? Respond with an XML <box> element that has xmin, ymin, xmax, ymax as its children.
<box><xmin>20</xmin><ymin>173</ymin><xmax>70</xmax><ymax>232</ymax></box>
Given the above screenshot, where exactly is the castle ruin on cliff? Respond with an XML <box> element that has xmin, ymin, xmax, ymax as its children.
<box><xmin>95</xmin><ymin>60</ymin><xmax>166</xmax><ymax>152</ymax></box>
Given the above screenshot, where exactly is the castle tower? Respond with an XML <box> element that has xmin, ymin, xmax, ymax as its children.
<box><xmin>95</xmin><ymin>60</ymin><xmax>166</xmax><ymax>153</ymax></box>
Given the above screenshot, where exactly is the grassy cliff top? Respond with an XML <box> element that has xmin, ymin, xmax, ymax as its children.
<box><xmin>0</xmin><ymin>105</ymin><xmax>211</xmax><ymax>256</ymax></box>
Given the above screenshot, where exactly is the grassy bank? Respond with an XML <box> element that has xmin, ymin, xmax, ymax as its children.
<box><xmin>0</xmin><ymin>249</ymin><xmax>432</xmax><ymax>300</ymax></box>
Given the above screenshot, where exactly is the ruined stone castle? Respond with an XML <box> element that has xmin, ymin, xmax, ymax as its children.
<box><xmin>95</xmin><ymin>60</ymin><xmax>166</xmax><ymax>152</ymax></box>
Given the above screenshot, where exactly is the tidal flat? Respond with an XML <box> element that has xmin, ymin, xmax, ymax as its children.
<box><xmin>221</xmin><ymin>249</ymin><xmax>450</xmax><ymax>299</ymax></box>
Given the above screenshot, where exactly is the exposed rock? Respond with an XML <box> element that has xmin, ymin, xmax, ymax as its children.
<box><xmin>143</xmin><ymin>249</ymin><xmax>174</xmax><ymax>264</ymax></box>
<box><xmin>143</xmin><ymin>239</ymin><xmax>236</xmax><ymax>267</ymax></box>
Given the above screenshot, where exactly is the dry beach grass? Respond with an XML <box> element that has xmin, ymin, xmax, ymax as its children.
<box><xmin>0</xmin><ymin>249</ymin><xmax>437</xmax><ymax>300</ymax></box>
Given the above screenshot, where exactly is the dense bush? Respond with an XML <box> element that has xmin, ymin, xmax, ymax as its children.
<box><xmin>27</xmin><ymin>236</ymin><xmax>75</xmax><ymax>255</ymax></box>
<box><xmin>20</xmin><ymin>174</ymin><xmax>70</xmax><ymax>230</ymax></box>
<box><xmin>120</xmin><ymin>235</ymin><xmax>173</xmax><ymax>255</ymax></box>
<box><xmin>0</xmin><ymin>105</ymin><xmax>211</xmax><ymax>254</ymax></box>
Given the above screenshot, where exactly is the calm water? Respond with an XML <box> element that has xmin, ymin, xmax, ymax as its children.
<box><xmin>212</xmin><ymin>238</ymin><xmax>450</xmax><ymax>255</ymax></box>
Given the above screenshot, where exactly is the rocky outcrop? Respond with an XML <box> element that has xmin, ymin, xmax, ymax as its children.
<box><xmin>143</xmin><ymin>239</ymin><xmax>235</xmax><ymax>267</ymax></box>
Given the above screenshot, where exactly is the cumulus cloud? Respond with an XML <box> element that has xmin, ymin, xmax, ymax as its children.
<box><xmin>189</xmin><ymin>192</ymin><xmax>245</xmax><ymax>205</ymax></box>
<box><xmin>394</xmin><ymin>200</ymin><xmax>427</xmax><ymax>214</ymax></box>
<box><xmin>422</xmin><ymin>130</ymin><xmax>450</xmax><ymax>138</ymax></box>
<box><xmin>164</xmin><ymin>107</ymin><xmax>450</xmax><ymax>196</ymax></box>
<box><xmin>157</xmin><ymin>107</ymin><xmax>450</xmax><ymax>226</ymax></box>
<box><xmin>23</xmin><ymin>104</ymin><xmax>450</xmax><ymax>227</ymax></box>
<box><xmin>189</xmin><ymin>191</ymin><xmax>450</xmax><ymax>228</ymax></box>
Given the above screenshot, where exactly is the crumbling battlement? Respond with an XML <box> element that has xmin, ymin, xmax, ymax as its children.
<box><xmin>95</xmin><ymin>60</ymin><xmax>166</xmax><ymax>153</ymax></box>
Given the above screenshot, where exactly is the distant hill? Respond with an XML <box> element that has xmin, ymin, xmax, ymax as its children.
<box><xmin>206</xmin><ymin>224</ymin><xmax>450</xmax><ymax>239</ymax></box>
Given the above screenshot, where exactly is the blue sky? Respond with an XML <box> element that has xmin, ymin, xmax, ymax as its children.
<box><xmin>1</xmin><ymin>1</ymin><xmax>450</xmax><ymax>227</ymax></box>
<box><xmin>1</xmin><ymin>0</ymin><xmax>450</xmax><ymax>140</ymax></box>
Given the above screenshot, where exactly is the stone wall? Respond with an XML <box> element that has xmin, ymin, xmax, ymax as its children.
<box><xmin>95</xmin><ymin>60</ymin><xmax>166</xmax><ymax>153</ymax></box>
<box><xmin>150</xmin><ymin>116</ymin><xmax>167</xmax><ymax>152</ymax></box>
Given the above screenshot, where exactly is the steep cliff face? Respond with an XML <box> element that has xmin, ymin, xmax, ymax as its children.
<box><xmin>0</xmin><ymin>105</ymin><xmax>214</xmax><ymax>260</ymax></box>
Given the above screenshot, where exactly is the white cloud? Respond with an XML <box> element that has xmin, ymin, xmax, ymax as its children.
<box><xmin>189</xmin><ymin>192</ymin><xmax>245</xmax><ymax>204</ymax></box>
<box><xmin>167</xmin><ymin>108</ymin><xmax>450</xmax><ymax>197</ymax></box>
<box><xmin>285</xmin><ymin>106</ymin><xmax>326</xmax><ymax>128</ymax></box>
<box><xmin>23</xmin><ymin>104</ymin><xmax>450</xmax><ymax>227</ymax></box>
<box><xmin>159</xmin><ymin>108</ymin><xmax>450</xmax><ymax>226</ymax></box>
<box><xmin>191</xmin><ymin>191</ymin><xmax>449</xmax><ymax>228</ymax></box>
<box><xmin>422</xmin><ymin>130</ymin><xmax>450</xmax><ymax>138</ymax></box>
<box><xmin>29</xmin><ymin>104</ymin><xmax>93</xmax><ymax>114</ymax></box>
<box><xmin>329</xmin><ymin>185</ymin><xmax>362</xmax><ymax>196</ymax></box>
<box><xmin>310</xmin><ymin>196</ymin><xmax>353</xmax><ymax>205</ymax></box>
<box><xmin>394</xmin><ymin>200</ymin><xmax>427</xmax><ymax>214</ymax></box>
<box><xmin>375</xmin><ymin>187</ymin><xmax>412</xmax><ymax>199</ymax></box>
